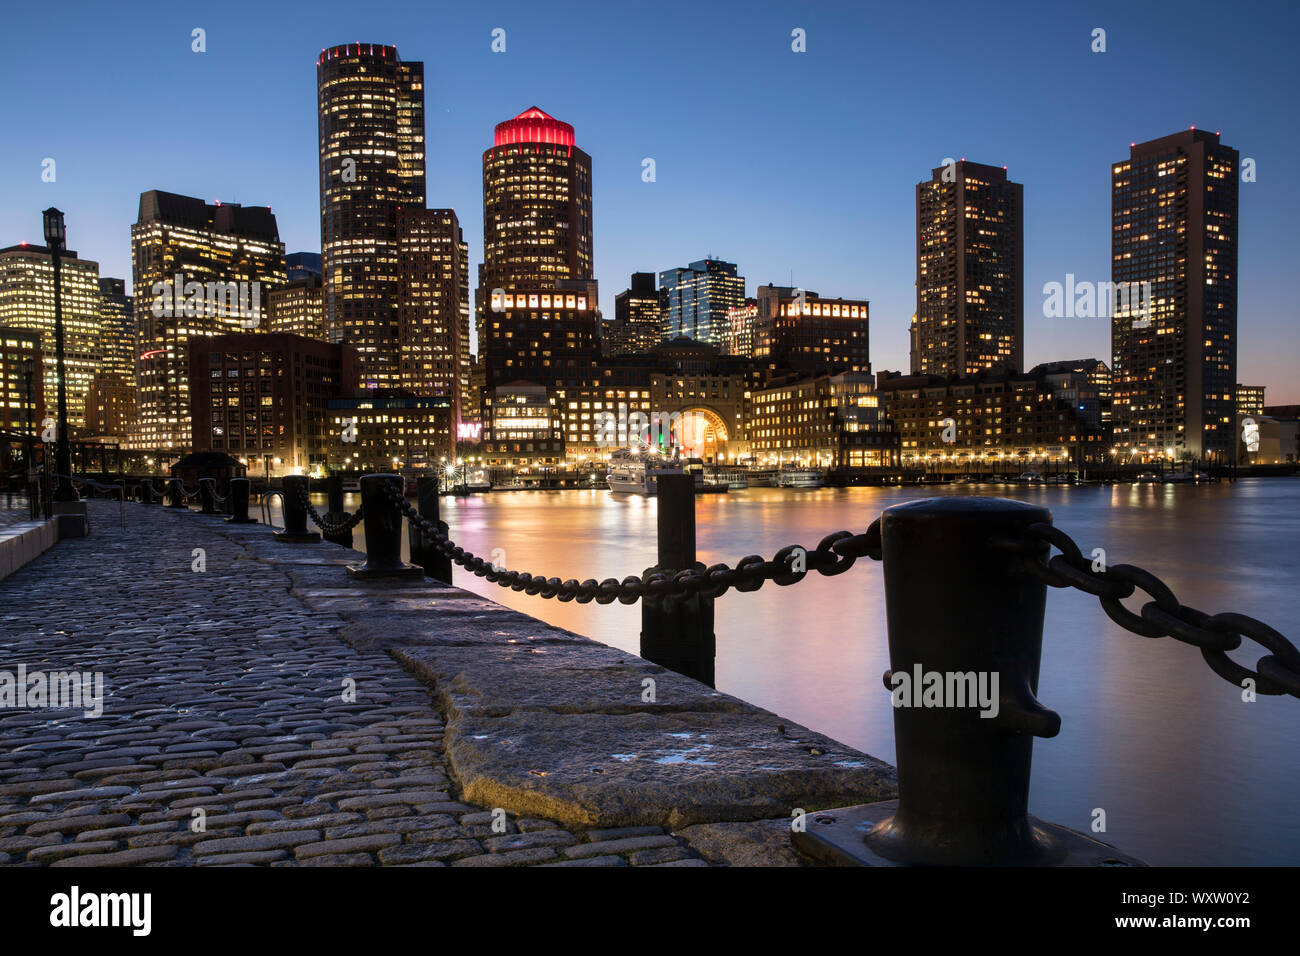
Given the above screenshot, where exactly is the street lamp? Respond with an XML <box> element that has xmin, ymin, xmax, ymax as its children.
<box><xmin>43</xmin><ymin>208</ymin><xmax>77</xmax><ymax>502</ymax></box>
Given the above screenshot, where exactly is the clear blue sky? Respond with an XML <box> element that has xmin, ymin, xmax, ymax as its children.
<box><xmin>3</xmin><ymin>0</ymin><xmax>1297</xmax><ymax>400</ymax></box>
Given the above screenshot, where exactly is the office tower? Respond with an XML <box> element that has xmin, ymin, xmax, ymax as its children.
<box><xmin>609</xmin><ymin>272</ymin><xmax>662</xmax><ymax>356</ymax></box>
<box><xmin>753</xmin><ymin>285</ymin><xmax>870</xmax><ymax>377</ymax></box>
<box><xmin>85</xmin><ymin>277</ymin><xmax>136</xmax><ymax>438</ymax></box>
<box><xmin>189</xmin><ymin>332</ymin><xmax>358</xmax><ymax>476</ymax></box>
<box><xmin>914</xmin><ymin>161</ymin><xmax>1023</xmax><ymax>375</ymax></box>
<box><xmin>285</xmin><ymin>252</ymin><xmax>323</xmax><ymax>281</ymax></box>
<box><xmin>1030</xmin><ymin>358</ymin><xmax>1113</xmax><ymax>428</ymax></box>
<box><xmin>1236</xmin><ymin>384</ymin><xmax>1266</xmax><ymax>419</ymax></box>
<box><xmin>317</xmin><ymin>43</ymin><xmax>426</xmax><ymax>389</ymax></box>
<box><xmin>397</xmin><ymin>207</ymin><xmax>470</xmax><ymax>425</ymax></box>
<box><xmin>659</xmin><ymin>259</ymin><xmax>746</xmax><ymax>346</ymax></box>
<box><xmin>481</xmin><ymin>288</ymin><xmax>600</xmax><ymax>389</ymax></box>
<box><xmin>0</xmin><ymin>328</ymin><xmax>43</xmax><ymax>433</ymax></box>
<box><xmin>0</xmin><ymin>243</ymin><xmax>101</xmax><ymax>430</ymax></box>
<box><xmin>131</xmin><ymin>189</ymin><xmax>286</xmax><ymax>454</ymax></box>
<box><xmin>1111</xmin><ymin>129</ymin><xmax>1238</xmax><ymax>463</ymax></box>
<box><xmin>725</xmin><ymin>299</ymin><xmax>758</xmax><ymax>358</ymax></box>
<box><xmin>267</xmin><ymin>276</ymin><xmax>326</xmax><ymax>340</ymax></box>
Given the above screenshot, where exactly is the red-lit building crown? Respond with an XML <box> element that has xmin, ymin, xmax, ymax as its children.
<box><xmin>492</xmin><ymin>107</ymin><xmax>576</xmax><ymax>151</ymax></box>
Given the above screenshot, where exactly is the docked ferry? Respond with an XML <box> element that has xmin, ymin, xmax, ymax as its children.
<box><xmin>777</xmin><ymin>465</ymin><xmax>825</xmax><ymax>489</ymax></box>
<box><xmin>606</xmin><ymin>448</ymin><xmax>688</xmax><ymax>495</ymax></box>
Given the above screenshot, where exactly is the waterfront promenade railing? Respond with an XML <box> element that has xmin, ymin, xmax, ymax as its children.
<box><xmin>133</xmin><ymin>471</ymin><xmax>1300</xmax><ymax>865</ymax></box>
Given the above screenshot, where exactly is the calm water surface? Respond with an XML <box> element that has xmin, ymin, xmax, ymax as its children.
<box><xmin>303</xmin><ymin>478</ymin><xmax>1300</xmax><ymax>865</ymax></box>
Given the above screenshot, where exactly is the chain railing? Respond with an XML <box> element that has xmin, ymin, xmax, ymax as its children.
<box><xmin>296</xmin><ymin>481</ymin><xmax>364</xmax><ymax>537</ymax></box>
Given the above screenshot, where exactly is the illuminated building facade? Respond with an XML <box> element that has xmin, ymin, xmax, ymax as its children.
<box><xmin>1029</xmin><ymin>358</ymin><xmax>1112</xmax><ymax>430</ymax></box>
<box><xmin>326</xmin><ymin>394</ymin><xmax>452</xmax><ymax>472</ymax></box>
<box><xmin>0</xmin><ymin>328</ymin><xmax>43</xmax><ymax>433</ymax></box>
<box><xmin>914</xmin><ymin>161</ymin><xmax>1023</xmax><ymax>375</ymax></box>
<box><xmin>750</xmin><ymin>372</ymin><xmax>895</xmax><ymax>469</ymax></box>
<box><xmin>609</xmin><ymin>273</ymin><xmax>662</xmax><ymax>356</ymax></box>
<box><xmin>480</xmin><ymin>288</ymin><xmax>600</xmax><ymax>389</ymax></box>
<box><xmin>317</xmin><ymin>43</ymin><xmax>425</xmax><ymax>390</ymax></box>
<box><xmin>725</xmin><ymin>300</ymin><xmax>758</xmax><ymax>358</ymax></box>
<box><xmin>398</xmin><ymin>207</ymin><xmax>469</xmax><ymax>426</ymax></box>
<box><xmin>659</xmin><ymin>259</ymin><xmax>745</xmax><ymax>347</ymax></box>
<box><xmin>754</xmin><ymin>285</ymin><xmax>870</xmax><ymax>377</ymax></box>
<box><xmin>1235</xmin><ymin>383</ymin><xmax>1265</xmax><ymax>419</ymax></box>
<box><xmin>0</xmin><ymin>244</ymin><xmax>101</xmax><ymax>431</ymax></box>
<box><xmin>189</xmin><ymin>332</ymin><xmax>358</xmax><ymax>477</ymax></box>
<box><xmin>1111</xmin><ymin>130</ymin><xmax>1238</xmax><ymax>464</ymax></box>
<box><xmin>481</xmin><ymin>382</ymin><xmax>563</xmax><ymax>466</ymax></box>
<box><xmin>267</xmin><ymin>276</ymin><xmax>326</xmax><ymax>340</ymax></box>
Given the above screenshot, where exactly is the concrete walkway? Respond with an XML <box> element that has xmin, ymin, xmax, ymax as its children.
<box><xmin>0</xmin><ymin>499</ymin><xmax>894</xmax><ymax>866</ymax></box>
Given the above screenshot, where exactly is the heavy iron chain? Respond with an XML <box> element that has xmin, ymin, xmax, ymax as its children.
<box><xmin>993</xmin><ymin>522</ymin><xmax>1300</xmax><ymax>700</ymax></box>
<box><xmin>297</xmin><ymin>482</ymin><xmax>365</xmax><ymax>535</ymax></box>
<box><xmin>382</xmin><ymin>480</ymin><xmax>881</xmax><ymax>604</ymax></box>
<box><xmin>202</xmin><ymin>478</ymin><xmax>228</xmax><ymax>506</ymax></box>
<box><xmin>171</xmin><ymin>479</ymin><xmax>199</xmax><ymax>501</ymax></box>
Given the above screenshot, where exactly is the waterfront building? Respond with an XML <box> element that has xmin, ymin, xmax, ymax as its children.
<box><xmin>0</xmin><ymin>243</ymin><xmax>101</xmax><ymax>432</ymax></box>
<box><xmin>1028</xmin><ymin>359</ymin><xmax>1111</xmax><ymax>430</ymax></box>
<box><xmin>325</xmin><ymin>393</ymin><xmax>452</xmax><ymax>473</ymax></box>
<box><xmin>659</xmin><ymin>259</ymin><xmax>745</xmax><ymax>347</ymax></box>
<box><xmin>318</xmin><ymin>43</ymin><xmax>426</xmax><ymax>390</ymax></box>
<box><xmin>480</xmin><ymin>382</ymin><xmax>564</xmax><ymax>467</ymax></box>
<box><xmin>749</xmin><ymin>371</ymin><xmax>896</xmax><ymax>469</ymax></box>
<box><xmin>914</xmin><ymin>160</ymin><xmax>1023</xmax><ymax>375</ymax></box>
<box><xmin>188</xmin><ymin>332</ymin><xmax>358</xmax><ymax>477</ymax></box>
<box><xmin>131</xmin><ymin>190</ymin><xmax>286</xmax><ymax>455</ymax></box>
<box><xmin>753</xmin><ymin>285</ymin><xmax>870</xmax><ymax>377</ymax></box>
<box><xmin>1111</xmin><ymin>129</ymin><xmax>1238</xmax><ymax>464</ymax></box>
<box><xmin>1236</xmin><ymin>384</ymin><xmax>1266</xmax><ymax>419</ymax></box>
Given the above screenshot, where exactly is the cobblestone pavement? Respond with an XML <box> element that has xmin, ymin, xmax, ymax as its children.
<box><xmin>0</xmin><ymin>501</ymin><xmax>712</xmax><ymax>866</ymax></box>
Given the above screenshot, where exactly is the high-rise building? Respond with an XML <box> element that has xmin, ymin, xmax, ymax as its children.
<box><xmin>1111</xmin><ymin>130</ymin><xmax>1238</xmax><ymax>463</ymax></box>
<box><xmin>659</xmin><ymin>259</ymin><xmax>745</xmax><ymax>346</ymax></box>
<box><xmin>317</xmin><ymin>43</ymin><xmax>426</xmax><ymax>390</ymax></box>
<box><xmin>754</xmin><ymin>285</ymin><xmax>870</xmax><ymax>377</ymax></box>
<box><xmin>1236</xmin><ymin>384</ymin><xmax>1266</xmax><ymax>419</ymax></box>
<box><xmin>914</xmin><ymin>161</ymin><xmax>1023</xmax><ymax>375</ymax></box>
<box><xmin>609</xmin><ymin>272</ymin><xmax>661</xmax><ymax>356</ymax></box>
<box><xmin>85</xmin><ymin>277</ymin><xmax>136</xmax><ymax>439</ymax></box>
<box><xmin>0</xmin><ymin>243</ymin><xmax>102</xmax><ymax>431</ymax></box>
<box><xmin>0</xmin><ymin>328</ymin><xmax>43</xmax><ymax>434</ymax></box>
<box><xmin>131</xmin><ymin>190</ymin><xmax>286</xmax><ymax>455</ymax></box>
<box><xmin>725</xmin><ymin>299</ymin><xmax>758</xmax><ymax>359</ymax></box>
<box><xmin>398</xmin><ymin>207</ymin><xmax>469</xmax><ymax>426</ymax></box>
<box><xmin>480</xmin><ymin>288</ymin><xmax>601</xmax><ymax>390</ymax></box>
<box><xmin>267</xmin><ymin>276</ymin><xmax>326</xmax><ymax>340</ymax></box>
<box><xmin>285</xmin><ymin>252</ymin><xmax>323</xmax><ymax>281</ymax></box>
<box><xmin>1029</xmin><ymin>358</ymin><xmax>1112</xmax><ymax>429</ymax></box>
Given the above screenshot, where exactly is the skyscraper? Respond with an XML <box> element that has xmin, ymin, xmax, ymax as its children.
<box><xmin>0</xmin><ymin>243</ymin><xmax>101</xmax><ymax>431</ymax></box>
<box><xmin>131</xmin><ymin>190</ymin><xmax>285</xmax><ymax>454</ymax></box>
<box><xmin>914</xmin><ymin>161</ymin><xmax>1023</xmax><ymax>376</ymax></box>
<box><xmin>659</xmin><ymin>259</ymin><xmax>746</xmax><ymax>347</ymax></box>
<box><xmin>398</xmin><ymin>207</ymin><xmax>470</xmax><ymax>425</ymax></box>
<box><xmin>609</xmin><ymin>272</ymin><xmax>661</xmax><ymax>355</ymax></box>
<box><xmin>85</xmin><ymin>277</ymin><xmax>136</xmax><ymax>439</ymax></box>
<box><xmin>1111</xmin><ymin>129</ymin><xmax>1238</xmax><ymax>464</ymax></box>
<box><xmin>317</xmin><ymin>43</ymin><xmax>426</xmax><ymax>390</ymax></box>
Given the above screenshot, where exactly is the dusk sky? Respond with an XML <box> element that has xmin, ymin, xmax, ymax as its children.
<box><xmin>3</xmin><ymin>0</ymin><xmax>1297</xmax><ymax>400</ymax></box>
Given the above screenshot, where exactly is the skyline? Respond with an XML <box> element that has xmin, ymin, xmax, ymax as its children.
<box><xmin>2</xmin><ymin>0</ymin><xmax>1298</xmax><ymax>400</ymax></box>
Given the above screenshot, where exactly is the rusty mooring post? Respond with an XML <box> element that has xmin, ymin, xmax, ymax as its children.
<box><xmin>226</xmin><ymin>478</ymin><xmax>256</xmax><ymax>524</ymax></box>
<box><xmin>640</xmin><ymin>473</ymin><xmax>715</xmax><ymax>686</ymax></box>
<box><xmin>408</xmin><ymin>476</ymin><xmax>452</xmax><ymax>584</ymax></box>
<box><xmin>792</xmin><ymin>496</ymin><xmax>1143</xmax><ymax>867</ymax></box>
<box><xmin>347</xmin><ymin>474</ymin><xmax>423</xmax><ymax>580</ymax></box>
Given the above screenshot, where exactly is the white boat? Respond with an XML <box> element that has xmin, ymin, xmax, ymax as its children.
<box><xmin>1018</xmin><ymin>472</ymin><xmax>1044</xmax><ymax>484</ymax></box>
<box><xmin>719</xmin><ymin>470</ymin><xmax>749</xmax><ymax>490</ymax></box>
<box><xmin>777</xmin><ymin>466</ymin><xmax>824</xmax><ymax>489</ymax></box>
<box><xmin>606</xmin><ymin>448</ymin><xmax>686</xmax><ymax>495</ymax></box>
<box><xmin>464</xmin><ymin>467</ymin><xmax>491</xmax><ymax>493</ymax></box>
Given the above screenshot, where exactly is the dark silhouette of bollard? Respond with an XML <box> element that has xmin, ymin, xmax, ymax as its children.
<box><xmin>321</xmin><ymin>474</ymin><xmax>353</xmax><ymax>548</ymax></box>
<box><xmin>640</xmin><ymin>473</ymin><xmax>716</xmax><ymax>686</ymax></box>
<box><xmin>274</xmin><ymin>475</ymin><xmax>320</xmax><ymax>543</ymax></box>
<box><xmin>347</xmin><ymin>474</ymin><xmax>423</xmax><ymax>579</ymax></box>
<box><xmin>199</xmin><ymin>478</ymin><xmax>220</xmax><ymax>515</ymax></box>
<box><xmin>408</xmin><ymin>476</ymin><xmax>452</xmax><ymax>584</ymax></box>
<box><xmin>139</xmin><ymin>480</ymin><xmax>155</xmax><ymax>505</ymax></box>
<box><xmin>166</xmin><ymin>479</ymin><xmax>187</xmax><ymax>510</ymax></box>
<box><xmin>226</xmin><ymin>478</ymin><xmax>257</xmax><ymax>523</ymax></box>
<box><xmin>792</xmin><ymin>496</ymin><xmax>1143</xmax><ymax>867</ymax></box>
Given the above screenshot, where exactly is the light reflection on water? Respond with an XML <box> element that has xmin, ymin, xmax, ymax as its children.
<box><xmin>291</xmin><ymin>478</ymin><xmax>1300</xmax><ymax>865</ymax></box>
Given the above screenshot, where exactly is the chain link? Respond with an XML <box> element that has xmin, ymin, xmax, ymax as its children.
<box><xmin>297</xmin><ymin>483</ymin><xmax>364</xmax><ymax>535</ymax></box>
<box><xmin>996</xmin><ymin>522</ymin><xmax>1300</xmax><ymax>700</ymax></box>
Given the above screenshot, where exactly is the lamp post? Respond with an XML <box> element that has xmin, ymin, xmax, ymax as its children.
<box><xmin>43</xmin><ymin>208</ymin><xmax>77</xmax><ymax>503</ymax></box>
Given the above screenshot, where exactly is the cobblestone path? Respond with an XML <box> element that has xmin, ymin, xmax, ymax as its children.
<box><xmin>0</xmin><ymin>502</ymin><xmax>711</xmax><ymax>866</ymax></box>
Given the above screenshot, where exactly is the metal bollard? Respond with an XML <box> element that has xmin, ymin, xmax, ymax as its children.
<box><xmin>199</xmin><ymin>478</ymin><xmax>220</xmax><ymax>515</ymax></box>
<box><xmin>792</xmin><ymin>496</ymin><xmax>1142</xmax><ymax>867</ymax></box>
<box><xmin>139</xmin><ymin>480</ymin><xmax>154</xmax><ymax>505</ymax></box>
<box><xmin>321</xmin><ymin>474</ymin><xmax>353</xmax><ymax>548</ymax></box>
<box><xmin>226</xmin><ymin>478</ymin><xmax>257</xmax><ymax>523</ymax></box>
<box><xmin>347</xmin><ymin>474</ymin><xmax>423</xmax><ymax>579</ymax></box>
<box><xmin>640</xmin><ymin>473</ymin><xmax>716</xmax><ymax>686</ymax></box>
<box><xmin>166</xmin><ymin>479</ymin><xmax>187</xmax><ymax>509</ymax></box>
<box><xmin>408</xmin><ymin>476</ymin><xmax>452</xmax><ymax>584</ymax></box>
<box><xmin>274</xmin><ymin>475</ymin><xmax>320</xmax><ymax>543</ymax></box>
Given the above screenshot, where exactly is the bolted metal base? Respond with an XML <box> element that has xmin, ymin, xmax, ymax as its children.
<box><xmin>345</xmin><ymin>560</ymin><xmax>425</xmax><ymax>580</ymax></box>
<box><xmin>273</xmin><ymin>530</ymin><xmax>320</xmax><ymax>543</ymax></box>
<box><xmin>791</xmin><ymin>800</ymin><xmax>1145</xmax><ymax>867</ymax></box>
